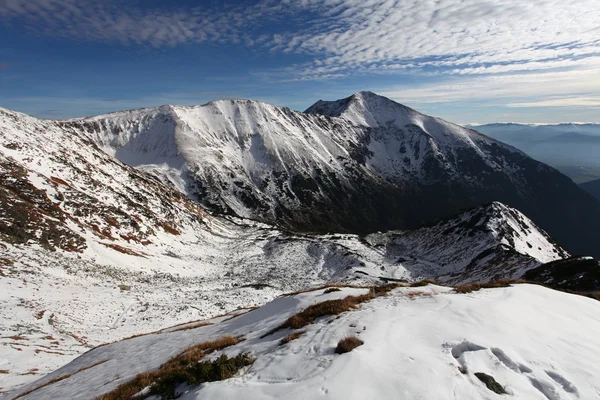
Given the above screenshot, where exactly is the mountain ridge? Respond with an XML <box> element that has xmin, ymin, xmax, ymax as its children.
<box><xmin>0</xmin><ymin>103</ymin><xmax>570</xmax><ymax>391</ymax></box>
<box><xmin>18</xmin><ymin>92</ymin><xmax>600</xmax><ymax>258</ymax></box>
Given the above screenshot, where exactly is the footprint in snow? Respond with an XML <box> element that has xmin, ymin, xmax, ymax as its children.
<box><xmin>447</xmin><ymin>340</ymin><xmax>579</xmax><ymax>399</ymax></box>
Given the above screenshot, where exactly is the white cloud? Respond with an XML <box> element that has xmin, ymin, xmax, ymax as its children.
<box><xmin>269</xmin><ymin>0</ymin><xmax>600</xmax><ymax>79</ymax></box>
<box><xmin>507</xmin><ymin>97</ymin><xmax>600</xmax><ymax>108</ymax></box>
<box><xmin>377</xmin><ymin>68</ymin><xmax>600</xmax><ymax>109</ymax></box>
<box><xmin>0</xmin><ymin>0</ymin><xmax>280</xmax><ymax>47</ymax></box>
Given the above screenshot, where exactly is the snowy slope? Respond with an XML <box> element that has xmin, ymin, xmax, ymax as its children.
<box><xmin>364</xmin><ymin>202</ymin><xmax>569</xmax><ymax>284</ymax></box>
<box><xmin>58</xmin><ymin>93</ymin><xmax>600</xmax><ymax>258</ymax></box>
<box><xmin>4</xmin><ymin>284</ymin><xmax>600</xmax><ymax>400</ymax></box>
<box><xmin>0</xmin><ymin>106</ymin><xmax>568</xmax><ymax>392</ymax></box>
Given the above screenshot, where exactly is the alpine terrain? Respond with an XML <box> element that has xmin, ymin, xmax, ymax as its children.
<box><xmin>57</xmin><ymin>92</ymin><xmax>600</xmax><ymax>258</ymax></box>
<box><xmin>0</xmin><ymin>94</ymin><xmax>598</xmax><ymax>400</ymax></box>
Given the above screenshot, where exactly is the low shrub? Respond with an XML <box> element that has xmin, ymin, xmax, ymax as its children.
<box><xmin>335</xmin><ymin>336</ymin><xmax>363</xmax><ymax>354</ymax></box>
<box><xmin>454</xmin><ymin>279</ymin><xmax>523</xmax><ymax>294</ymax></box>
<box><xmin>98</xmin><ymin>336</ymin><xmax>246</xmax><ymax>400</ymax></box>
<box><xmin>279</xmin><ymin>331</ymin><xmax>305</xmax><ymax>345</ymax></box>
<box><xmin>410</xmin><ymin>279</ymin><xmax>436</xmax><ymax>287</ymax></box>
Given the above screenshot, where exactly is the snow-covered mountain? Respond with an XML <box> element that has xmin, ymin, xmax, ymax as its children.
<box><xmin>59</xmin><ymin>92</ymin><xmax>600</xmax><ymax>258</ymax></box>
<box><xmin>5</xmin><ymin>283</ymin><xmax>600</xmax><ymax>400</ymax></box>
<box><xmin>0</xmin><ymin>106</ymin><xmax>568</xmax><ymax>392</ymax></box>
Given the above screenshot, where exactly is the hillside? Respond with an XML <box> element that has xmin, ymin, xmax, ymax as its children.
<box><xmin>4</xmin><ymin>283</ymin><xmax>600</xmax><ymax>400</ymax></box>
<box><xmin>56</xmin><ymin>92</ymin><xmax>600</xmax><ymax>258</ymax></box>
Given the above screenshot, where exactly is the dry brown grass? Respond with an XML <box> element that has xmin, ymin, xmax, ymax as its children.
<box><xmin>409</xmin><ymin>279</ymin><xmax>437</xmax><ymax>287</ymax></box>
<box><xmin>4</xmin><ymin>335</ymin><xmax>27</xmax><ymax>341</ymax></box>
<box><xmin>283</xmin><ymin>283</ymin><xmax>396</xmax><ymax>297</ymax></box>
<box><xmin>261</xmin><ymin>285</ymin><xmax>396</xmax><ymax>338</ymax></box>
<box><xmin>98</xmin><ymin>336</ymin><xmax>245</xmax><ymax>400</ymax></box>
<box><xmin>101</xmin><ymin>243</ymin><xmax>147</xmax><ymax>257</ymax></box>
<box><xmin>0</xmin><ymin>370</ymin><xmax>8</xmax><ymax>374</ymax></box>
<box><xmin>279</xmin><ymin>331</ymin><xmax>306</xmax><ymax>346</ymax></box>
<box><xmin>13</xmin><ymin>360</ymin><xmax>108</xmax><ymax>399</ymax></box>
<box><xmin>157</xmin><ymin>222</ymin><xmax>181</xmax><ymax>236</ymax></box>
<box><xmin>405</xmin><ymin>290</ymin><xmax>432</xmax><ymax>299</ymax></box>
<box><xmin>335</xmin><ymin>336</ymin><xmax>363</xmax><ymax>354</ymax></box>
<box><xmin>50</xmin><ymin>176</ymin><xmax>72</xmax><ymax>188</ymax></box>
<box><xmin>169</xmin><ymin>322</ymin><xmax>214</xmax><ymax>333</ymax></box>
<box><xmin>0</xmin><ymin>257</ymin><xmax>13</xmax><ymax>267</ymax></box>
<box><xmin>453</xmin><ymin>279</ymin><xmax>526</xmax><ymax>293</ymax></box>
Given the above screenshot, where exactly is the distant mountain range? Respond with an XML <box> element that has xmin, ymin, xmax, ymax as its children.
<box><xmin>471</xmin><ymin>122</ymin><xmax>600</xmax><ymax>183</ymax></box>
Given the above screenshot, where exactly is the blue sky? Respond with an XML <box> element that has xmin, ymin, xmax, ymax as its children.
<box><xmin>1</xmin><ymin>0</ymin><xmax>599</xmax><ymax>123</ymax></box>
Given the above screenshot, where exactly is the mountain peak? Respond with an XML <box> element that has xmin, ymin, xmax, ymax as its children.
<box><xmin>305</xmin><ymin>91</ymin><xmax>416</xmax><ymax>128</ymax></box>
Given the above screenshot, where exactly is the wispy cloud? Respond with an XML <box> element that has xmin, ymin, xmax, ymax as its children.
<box><xmin>2</xmin><ymin>0</ymin><xmax>600</xmax><ymax>118</ymax></box>
<box><xmin>378</xmin><ymin>68</ymin><xmax>600</xmax><ymax>106</ymax></box>
<box><xmin>268</xmin><ymin>0</ymin><xmax>600</xmax><ymax>79</ymax></box>
<box><xmin>507</xmin><ymin>97</ymin><xmax>600</xmax><ymax>108</ymax></box>
<box><xmin>3</xmin><ymin>0</ymin><xmax>599</xmax><ymax>79</ymax></box>
<box><xmin>0</xmin><ymin>0</ymin><xmax>282</xmax><ymax>47</ymax></box>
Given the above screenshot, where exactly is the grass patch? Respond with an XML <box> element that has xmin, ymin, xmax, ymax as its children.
<box><xmin>4</xmin><ymin>335</ymin><xmax>27</xmax><ymax>341</ymax></box>
<box><xmin>335</xmin><ymin>336</ymin><xmax>363</xmax><ymax>354</ymax></box>
<box><xmin>98</xmin><ymin>336</ymin><xmax>247</xmax><ymax>400</ymax></box>
<box><xmin>283</xmin><ymin>283</ymin><xmax>393</xmax><ymax>297</ymax></box>
<box><xmin>157</xmin><ymin>222</ymin><xmax>181</xmax><ymax>236</ymax></box>
<box><xmin>405</xmin><ymin>290</ymin><xmax>432</xmax><ymax>299</ymax></box>
<box><xmin>261</xmin><ymin>284</ymin><xmax>396</xmax><ymax>338</ymax></box>
<box><xmin>323</xmin><ymin>287</ymin><xmax>341</xmax><ymax>294</ymax></box>
<box><xmin>279</xmin><ymin>331</ymin><xmax>305</xmax><ymax>346</ymax></box>
<box><xmin>170</xmin><ymin>322</ymin><xmax>214</xmax><ymax>333</ymax></box>
<box><xmin>454</xmin><ymin>279</ymin><xmax>525</xmax><ymax>293</ymax></box>
<box><xmin>0</xmin><ymin>370</ymin><xmax>8</xmax><ymax>374</ymax></box>
<box><xmin>101</xmin><ymin>243</ymin><xmax>147</xmax><ymax>258</ymax></box>
<box><xmin>409</xmin><ymin>279</ymin><xmax>436</xmax><ymax>287</ymax></box>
